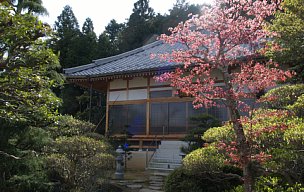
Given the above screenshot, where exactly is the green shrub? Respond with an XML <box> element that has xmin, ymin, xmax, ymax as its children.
<box><xmin>164</xmin><ymin>146</ymin><xmax>242</xmax><ymax>192</ymax></box>
<box><xmin>164</xmin><ymin>167</ymin><xmax>242</xmax><ymax>192</ymax></box>
<box><xmin>183</xmin><ymin>146</ymin><xmax>225</xmax><ymax>172</ymax></box>
<box><xmin>44</xmin><ymin>115</ymin><xmax>115</xmax><ymax>192</ymax></box>
<box><xmin>255</xmin><ymin>176</ymin><xmax>304</xmax><ymax>192</ymax></box>
<box><xmin>202</xmin><ymin>124</ymin><xmax>234</xmax><ymax>143</ymax></box>
<box><xmin>182</xmin><ymin>114</ymin><xmax>221</xmax><ymax>153</ymax></box>
<box><xmin>6</xmin><ymin>156</ymin><xmax>53</xmax><ymax>192</ymax></box>
<box><xmin>48</xmin><ymin>115</ymin><xmax>95</xmax><ymax>137</ymax></box>
<box><xmin>264</xmin><ymin>84</ymin><xmax>304</xmax><ymax>117</ymax></box>
<box><xmin>46</xmin><ymin>136</ymin><xmax>115</xmax><ymax>192</ymax></box>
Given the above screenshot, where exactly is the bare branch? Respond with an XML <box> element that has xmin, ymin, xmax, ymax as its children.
<box><xmin>0</xmin><ymin>150</ymin><xmax>21</xmax><ymax>160</ymax></box>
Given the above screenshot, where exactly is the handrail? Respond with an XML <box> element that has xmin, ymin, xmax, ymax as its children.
<box><xmin>146</xmin><ymin>135</ymin><xmax>159</xmax><ymax>168</ymax></box>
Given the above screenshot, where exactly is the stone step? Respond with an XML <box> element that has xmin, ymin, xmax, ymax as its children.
<box><xmin>152</xmin><ymin>171</ymin><xmax>170</xmax><ymax>177</ymax></box>
<box><xmin>147</xmin><ymin>140</ymin><xmax>187</xmax><ymax>171</ymax></box>
<box><xmin>160</xmin><ymin>140</ymin><xmax>187</xmax><ymax>145</ymax></box>
<box><xmin>154</xmin><ymin>154</ymin><xmax>181</xmax><ymax>158</ymax></box>
<box><xmin>149</xmin><ymin>162</ymin><xmax>182</xmax><ymax>170</ymax></box>
<box><xmin>150</xmin><ymin>158</ymin><xmax>181</xmax><ymax>164</ymax></box>
<box><xmin>148</xmin><ymin>167</ymin><xmax>174</xmax><ymax>171</ymax></box>
<box><xmin>149</xmin><ymin>176</ymin><xmax>164</xmax><ymax>181</ymax></box>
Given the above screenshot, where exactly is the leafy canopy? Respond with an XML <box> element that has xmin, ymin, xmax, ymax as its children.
<box><xmin>0</xmin><ymin>4</ymin><xmax>62</xmax><ymax>125</ymax></box>
<box><xmin>269</xmin><ymin>0</ymin><xmax>304</xmax><ymax>82</ymax></box>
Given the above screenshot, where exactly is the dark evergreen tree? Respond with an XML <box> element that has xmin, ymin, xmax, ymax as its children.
<box><xmin>97</xmin><ymin>32</ymin><xmax>116</xmax><ymax>58</ymax></box>
<box><xmin>161</xmin><ymin>0</ymin><xmax>202</xmax><ymax>34</ymax></box>
<box><xmin>132</xmin><ymin>0</ymin><xmax>154</xmax><ymax>19</ymax></box>
<box><xmin>117</xmin><ymin>0</ymin><xmax>202</xmax><ymax>51</ymax></box>
<box><xmin>75</xmin><ymin>18</ymin><xmax>106</xmax><ymax>125</ymax></box>
<box><xmin>105</xmin><ymin>19</ymin><xmax>125</xmax><ymax>42</ymax></box>
<box><xmin>104</xmin><ymin>19</ymin><xmax>125</xmax><ymax>55</ymax></box>
<box><xmin>269</xmin><ymin>0</ymin><xmax>304</xmax><ymax>83</ymax></box>
<box><xmin>53</xmin><ymin>5</ymin><xmax>83</xmax><ymax>115</ymax></box>
<box><xmin>119</xmin><ymin>0</ymin><xmax>157</xmax><ymax>51</ymax></box>
<box><xmin>79</xmin><ymin>17</ymin><xmax>98</xmax><ymax>64</ymax></box>
<box><xmin>54</xmin><ymin>5</ymin><xmax>81</xmax><ymax>68</ymax></box>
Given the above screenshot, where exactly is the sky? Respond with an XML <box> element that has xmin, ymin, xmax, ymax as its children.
<box><xmin>40</xmin><ymin>0</ymin><xmax>213</xmax><ymax>35</ymax></box>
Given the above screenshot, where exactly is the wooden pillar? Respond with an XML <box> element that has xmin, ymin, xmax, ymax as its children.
<box><xmin>89</xmin><ymin>81</ymin><xmax>93</xmax><ymax>123</ymax></box>
<box><xmin>105</xmin><ymin>81</ymin><xmax>110</xmax><ymax>136</ymax></box>
<box><xmin>146</xmin><ymin>77</ymin><xmax>150</xmax><ymax>135</ymax></box>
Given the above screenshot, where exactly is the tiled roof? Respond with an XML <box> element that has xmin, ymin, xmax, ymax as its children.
<box><xmin>63</xmin><ymin>41</ymin><xmax>186</xmax><ymax>79</ymax></box>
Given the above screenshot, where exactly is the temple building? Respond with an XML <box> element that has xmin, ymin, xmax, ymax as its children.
<box><xmin>64</xmin><ymin>41</ymin><xmax>229</xmax><ymax>148</ymax></box>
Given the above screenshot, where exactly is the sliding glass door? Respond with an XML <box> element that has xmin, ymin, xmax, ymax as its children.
<box><xmin>150</xmin><ymin>102</ymin><xmax>187</xmax><ymax>135</ymax></box>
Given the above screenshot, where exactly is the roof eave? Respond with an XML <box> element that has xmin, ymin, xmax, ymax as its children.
<box><xmin>65</xmin><ymin>65</ymin><xmax>180</xmax><ymax>81</ymax></box>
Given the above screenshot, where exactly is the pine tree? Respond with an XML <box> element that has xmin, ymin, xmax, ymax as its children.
<box><xmin>119</xmin><ymin>0</ymin><xmax>156</xmax><ymax>51</ymax></box>
<box><xmin>53</xmin><ymin>5</ymin><xmax>83</xmax><ymax>115</ymax></box>
<box><xmin>79</xmin><ymin>18</ymin><xmax>98</xmax><ymax>64</ymax></box>
<box><xmin>54</xmin><ymin>5</ymin><xmax>81</xmax><ymax>68</ymax></box>
<box><xmin>269</xmin><ymin>0</ymin><xmax>304</xmax><ymax>82</ymax></box>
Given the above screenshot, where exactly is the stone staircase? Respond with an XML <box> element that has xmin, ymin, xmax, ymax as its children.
<box><xmin>147</xmin><ymin>140</ymin><xmax>187</xmax><ymax>171</ymax></box>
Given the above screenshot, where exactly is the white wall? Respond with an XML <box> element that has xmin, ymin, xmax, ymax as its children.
<box><xmin>129</xmin><ymin>89</ymin><xmax>147</xmax><ymax>100</ymax></box>
<box><xmin>110</xmin><ymin>79</ymin><xmax>127</xmax><ymax>89</ymax></box>
<box><xmin>109</xmin><ymin>91</ymin><xmax>127</xmax><ymax>101</ymax></box>
<box><xmin>129</xmin><ymin>77</ymin><xmax>147</xmax><ymax>88</ymax></box>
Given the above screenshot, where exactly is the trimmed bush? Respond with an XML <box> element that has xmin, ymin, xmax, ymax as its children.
<box><xmin>183</xmin><ymin>146</ymin><xmax>225</xmax><ymax>172</ymax></box>
<box><xmin>46</xmin><ymin>136</ymin><xmax>114</xmax><ymax>192</ymax></box>
<box><xmin>182</xmin><ymin>114</ymin><xmax>221</xmax><ymax>153</ymax></box>
<box><xmin>164</xmin><ymin>167</ymin><xmax>242</xmax><ymax>192</ymax></box>
<box><xmin>48</xmin><ymin>115</ymin><xmax>95</xmax><ymax>137</ymax></box>
<box><xmin>264</xmin><ymin>84</ymin><xmax>304</xmax><ymax>117</ymax></box>
<box><xmin>164</xmin><ymin>146</ymin><xmax>242</xmax><ymax>192</ymax></box>
<box><xmin>255</xmin><ymin>176</ymin><xmax>304</xmax><ymax>192</ymax></box>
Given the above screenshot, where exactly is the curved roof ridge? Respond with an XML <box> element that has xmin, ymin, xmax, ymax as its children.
<box><xmin>93</xmin><ymin>40</ymin><xmax>163</xmax><ymax>64</ymax></box>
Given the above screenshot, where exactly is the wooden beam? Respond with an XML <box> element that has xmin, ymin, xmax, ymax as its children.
<box><xmin>108</xmin><ymin>97</ymin><xmax>194</xmax><ymax>105</ymax></box>
<box><xmin>108</xmin><ymin>99</ymin><xmax>147</xmax><ymax>105</ymax></box>
<box><xmin>67</xmin><ymin>79</ymin><xmax>107</xmax><ymax>92</ymax></box>
<box><xmin>149</xmin><ymin>97</ymin><xmax>193</xmax><ymax>103</ymax></box>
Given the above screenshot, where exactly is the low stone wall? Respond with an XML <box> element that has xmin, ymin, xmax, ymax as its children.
<box><xmin>126</xmin><ymin>151</ymin><xmax>154</xmax><ymax>170</ymax></box>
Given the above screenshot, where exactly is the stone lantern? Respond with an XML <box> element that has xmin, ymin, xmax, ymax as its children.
<box><xmin>115</xmin><ymin>145</ymin><xmax>124</xmax><ymax>179</ymax></box>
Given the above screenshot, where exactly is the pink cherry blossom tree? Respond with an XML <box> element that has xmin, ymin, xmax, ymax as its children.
<box><xmin>155</xmin><ymin>0</ymin><xmax>292</xmax><ymax>191</ymax></box>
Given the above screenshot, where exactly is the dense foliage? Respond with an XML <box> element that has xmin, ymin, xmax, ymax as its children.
<box><xmin>0</xmin><ymin>2</ymin><xmax>115</xmax><ymax>191</ymax></box>
<box><xmin>263</xmin><ymin>84</ymin><xmax>304</xmax><ymax>117</ymax></box>
<box><xmin>269</xmin><ymin>0</ymin><xmax>304</xmax><ymax>82</ymax></box>
<box><xmin>164</xmin><ymin>166</ymin><xmax>242</xmax><ymax>192</ymax></box>
<box><xmin>45</xmin><ymin>115</ymin><xmax>115</xmax><ymax>192</ymax></box>
<box><xmin>182</xmin><ymin>114</ymin><xmax>221</xmax><ymax>153</ymax></box>
<box><xmin>203</xmin><ymin>109</ymin><xmax>304</xmax><ymax>189</ymax></box>
<box><xmin>46</xmin><ymin>136</ymin><xmax>114</xmax><ymax>192</ymax></box>
<box><xmin>0</xmin><ymin>2</ymin><xmax>62</xmax><ymax>191</ymax></box>
<box><xmin>165</xmin><ymin>146</ymin><xmax>242</xmax><ymax>192</ymax></box>
<box><xmin>165</xmin><ymin>108</ymin><xmax>304</xmax><ymax>192</ymax></box>
<box><xmin>0</xmin><ymin>4</ymin><xmax>62</xmax><ymax>126</ymax></box>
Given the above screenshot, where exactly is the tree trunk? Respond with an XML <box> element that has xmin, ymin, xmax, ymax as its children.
<box><xmin>243</xmin><ymin>161</ymin><xmax>253</xmax><ymax>192</ymax></box>
<box><xmin>228</xmin><ymin>101</ymin><xmax>253</xmax><ymax>192</ymax></box>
